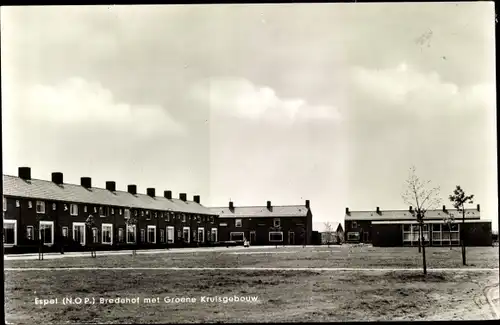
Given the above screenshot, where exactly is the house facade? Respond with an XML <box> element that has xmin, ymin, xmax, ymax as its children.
<box><xmin>2</xmin><ymin>167</ymin><xmax>314</xmax><ymax>253</ymax></box>
<box><xmin>208</xmin><ymin>200</ymin><xmax>313</xmax><ymax>246</ymax></box>
<box><xmin>344</xmin><ymin>206</ymin><xmax>492</xmax><ymax>247</ymax></box>
<box><xmin>2</xmin><ymin>167</ymin><xmax>219</xmax><ymax>253</ymax></box>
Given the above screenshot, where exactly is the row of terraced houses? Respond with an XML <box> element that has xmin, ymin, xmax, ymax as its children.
<box><xmin>2</xmin><ymin>167</ymin><xmax>313</xmax><ymax>253</ymax></box>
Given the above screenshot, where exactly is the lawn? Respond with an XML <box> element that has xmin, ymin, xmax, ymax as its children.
<box><xmin>4</xmin><ymin>246</ymin><xmax>499</xmax><ymax>324</ymax></box>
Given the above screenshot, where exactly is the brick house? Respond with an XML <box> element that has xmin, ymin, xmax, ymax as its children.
<box><xmin>208</xmin><ymin>200</ymin><xmax>313</xmax><ymax>246</ymax></box>
<box><xmin>344</xmin><ymin>206</ymin><xmax>492</xmax><ymax>247</ymax></box>
<box><xmin>2</xmin><ymin>167</ymin><xmax>219</xmax><ymax>253</ymax></box>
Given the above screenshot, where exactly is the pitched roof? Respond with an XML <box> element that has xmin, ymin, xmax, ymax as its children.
<box><xmin>208</xmin><ymin>205</ymin><xmax>309</xmax><ymax>218</ymax></box>
<box><xmin>3</xmin><ymin>175</ymin><xmax>215</xmax><ymax>215</ymax></box>
<box><xmin>345</xmin><ymin>208</ymin><xmax>481</xmax><ymax>221</ymax></box>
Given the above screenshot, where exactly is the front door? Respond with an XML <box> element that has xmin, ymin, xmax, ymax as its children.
<box><xmin>363</xmin><ymin>232</ymin><xmax>369</xmax><ymax>242</ymax></box>
<box><xmin>288</xmin><ymin>231</ymin><xmax>295</xmax><ymax>245</ymax></box>
<box><xmin>250</xmin><ymin>231</ymin><xmax>256</xmax><ymax>243</ymax></box>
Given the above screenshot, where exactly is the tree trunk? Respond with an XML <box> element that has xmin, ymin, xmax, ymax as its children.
<box><xmin>420</xmin><ymin>223</ymin><xmax>427</xmax><ymax>275</ymax></box>
<box><xmin>418</xmin><ymin>226</ymin><xmax>421</xmax><ymax>253</ymax></box>
<box><xmin>461</xmin><ymin>206</ymin><xmax>466</xmax><ymax>265</ymax></box>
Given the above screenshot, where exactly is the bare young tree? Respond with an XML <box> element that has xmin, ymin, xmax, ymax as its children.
<box><xmin>85</xmin><ymin>215</ymin><xmax>97</xmax><ymax>258</ymax></box>
<box><xmin>125</xmin><ymin>215</ymin><xmax>138</xmax><ymax>256</ymax></box>
<box><xmin>443</xmin><ymin>213</ymin><xmax>455</xmax><ymax>250</ymax></box>
<box><xmin>402</xmin><ymin>166</ymin><xmax>441</xmax><ymax>275</ymax></box>
<box><xmin>449</xmin><ymin>185</ymin><xmax>474</xmax><ymax>266</ymax></box>
<box><xmin>323</xmin><ymin>222</ymin><xmax>334</xmax><ymax>248</ymax></box>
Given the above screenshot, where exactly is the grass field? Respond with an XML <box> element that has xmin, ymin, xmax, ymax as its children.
<box><xmin>4</xmin><ymin>246</ymin><xmax>500</xmax><ymax>324</ymax></box>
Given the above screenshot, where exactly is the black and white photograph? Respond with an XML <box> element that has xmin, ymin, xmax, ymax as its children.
<box><xmin>2</xmin><ymin>2</ymin><xmax>498</xmax><ymax>323</ymax></box>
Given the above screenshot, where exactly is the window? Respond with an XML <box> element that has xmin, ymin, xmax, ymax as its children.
<box><xmin>402</xmin><ymin>224</ymin><xmax>430</xmax><ymax>246</ymax></box>
<box><xmin>153</xmin><ymin>212</ymin><xmax>157</xmax><ymax>219</ymax></box>
<box><xmin>141</xmin><ymin>211</ymin><xmax>145</xmax><ymax>217</ymax></box>
<box><xmin>269</xmin><ymin>232</ymin><xmax>283</xmax><ymax>242</ymax></box>
<box><xmin>140</xmin><ymin>229</ymin><xmax>145</xmax><ymax>242</ymax></box>
<box><xmin>99</xmin><ymin>207</ymin><xmax>104</xmax><ymax>217</ymax></box>
<box><xmin>273</xmin><ymin>218</ymin><xmax>280</xmax><ymax>228</ymax></box>
<box><xmin>352</xmin><ymin>221</ymin><xmax>357</xmax><ymax>229</ymax></box>
<box><xmin>36</xmin><ymin>201</ymin><xmax>45</xmax><ymax>213</ymax></box>
<box><xmin>211</xmin><ymin>216</ymin><xmax>215</xmax><ymax>224</ymax></box>
<box><xmin>16</xmin><ymin>200</ymin><xmax>20</xmax><ymax>208</ymax></box>
<box><xmin>235</xmin><ymin>219</ymin><xmax>242</xmax><ymax>228</ymax></box>
<box><xmin>230</xmin><ymin>232</ymin><xmax>245</xmax><ymax>241</ymax></box>
<box><xmin>347</xmin><ymin>232</ymin><xmax>360</xmax><ymax>241</ymax></box>
<box><xmin>111</xmin><ymin>208</ymin><xmax>115</xmax><ymax>215</ymax></box>
<box><xmin>198</xmin><ymin>227</ymin><xmax>205</xmax><ymax>243</ymax></box>
<box><xmin>160</xmin><ymin>229</ymin><xmax>165</xmax><ymax>243</ymax></box>
<box><xmin>167</xmin><ymin>226</ymin><xmax>175</xmax><ymax>243</ymax></box>
<box><xmin>106</xmin><ymin>207</ymin><xmax>111</xmax><ymax>216</ymax></box>
<box><xmin>62</xmin><ymin>226</ymin><xmax>68</xmax><ymax>238</ymax></box>
<box><xmin>146</xmin><ymin>211</ymin><xmax>150</xmax><ymax>220</ymax></box>
<box><xmin>124</xmin><ymin>209</ymin><xmax>131</xmax><ymax>220</ymax></box>
<box><xmin>102</xmin><ymin>224</ymin><xmax>113</xmax><ymax>244</ymax></box>
<box><xmin>28</xmin><ymin>201</ymin><xmax>33</xmax><ymax>209</ymax></box>
<box><xmin>134</xmin><ymin>210</ymin><xmax>138</xmax><ymax>217</ymax></box>
<box><xmin>52</xmin><ymin>203</ymin><xmax>56</xmax><ymax>210</ymax></box>
<box><xmin>3</xmin><ymin>197</ymin><xmax>6</xmax><ymax>211</ymax></box>
<box><xmin>197</xmin><ymin>215</ymin><xmax>201</xmax><ymax>223</ymax></box>
<box><xmin>119</xmin><ymin>209</ymin><xmax>123</xmax><ymax>215</ymax></box>
<box><xmin>211</xmin><ymin>228</ymin><xmax>218</xmax><ymax>242</ymax></box>
<box><xmin>118</xmin><ymin>228</ymin><xmax>124</xmax><ymax>243</ymax></box>
<box><xmin>3</xmin><ymin>220</ymin><xmax>17</xmax><ymax>245</ymax></box>
<box><xmin>166</xmin><ymin>213</ymin><xmax>170</xmax><ymax>222</ymax></box>
<box><xmin>192</xmin><ymin>229</ymin><xmax>197</xmax><ymax>242</ymax></box>
<box><xmin>26</xmin><ymin>226</ymin><xmax>33</xmax><ymax>240</ymax></box>
<box><xmin>182</xmin><ymin>214</ymin><xmax>186</xmax><ymax>223</ymax></box>
<box><xmin>127</xmin><ymin>225</ymin><xmax>136</xmax><ymax>244</ymax></box>
<box><xmin>147</xmin><ymin>225</ymin><xmax>156</xmax><ymax>243</ymax></box>
<box><xmin>182</xmin><ymin>227</ymin><xmax>190</xmax><ymax>243</ymax></box>
<box><xmin>70</xmin><ymin>204</ymin><xmax>78</xmax><ymax>216</ymax></box>
<box><xmin>220</xmin><ymin>223</ymin><xmax>227</xmax><ymax>227</ymax></box>
<box><xmin>92</xmin><ymin>227</ymin><xmax>99</xmax><ymax>243</ymax></box>
<box><xmin>39</xmin><ymin>221</ymin><xmax>54</xmax><ymax>245</ymax></box>
<box><xmin>94</xmin><ymin>207</ymin><xmax>97</xmax><ymax>213</ymax></box>
<box><xmin>84</xmin><ymin>206</ymin><xmax>87</xmax><ymax>213</ymax></box>
<box><xmin>64</xmin><ymin>204</ymin><xmax>68</xmax><ymax>211</ymax></box>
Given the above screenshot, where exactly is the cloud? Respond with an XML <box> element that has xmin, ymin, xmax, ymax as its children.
<box><xmin>350</xmin><ymin>63</ymin><xmax>495</xmax><ymax>113</ymax></box>
<box><xmin>189</xmin><ymin>77</ymin><xmax>341</xmax><ymax>122</ymax></box>
<box><xmin>12</xmin><ymin>77</ymin><xmax>186</xmax><ymax>137</ymax></box>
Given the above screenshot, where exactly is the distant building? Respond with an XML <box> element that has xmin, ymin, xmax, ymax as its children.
<box><xmin>208</xmin><ymin>200</ymin><xmax>313</xmax><ymax>246</ymax></box>
<box><xmin>344</xmin><ymin>206</ymin><xmax>492</xmax><ymax>247</ymax></box>
<box><xmin>314</xmin><ymin>222</ymin><xmax>344</xmax><ymax>244</ymax></box>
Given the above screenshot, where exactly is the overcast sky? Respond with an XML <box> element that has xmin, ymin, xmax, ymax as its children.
<box><xmin>1</xmin><ymin>3</ymin><xmax>497</xmax><ymax>230</ymax></box>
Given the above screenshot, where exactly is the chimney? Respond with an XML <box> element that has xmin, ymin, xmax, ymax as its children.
<box><xmin>81</xmin><ymin>177</ymin><xmax>92</xmax><ymax>189</ymax></box>
<box><xmin>106</xmin><ymin>181</ymin><xmax>116</xmax><ymax>192</ymax></box>
<box><xmin>18</xmin><ymin>167</ymin><xmax>31</xmax><ymax>180</ymax></box>
<box><xmin>164</xmin><ymin>190</ymin><xmax>172</xmax><ymax>199</ymax></box>
<box><xmin>229</xmin><ymin>201</ymin><xmax>234</xmax><ymax>210</ymax></box>
<box><xmin>147</xmin><ymin>188</ymin><xmax>156</xmax><ymax>197</ymax></box>
<box><xmin>180</xmin><ymin>193</ymin><xmax>187</xmax><ymax>201</ymax></box>
<box><xmin>193</xmin><ymin>195</ymin><xmax>200</xmax><ymax>204</ymax></box>
<box><xmin>376</xmin><ymin>207</ymin><xmax>380</xmax><ymax>214</ymax></box>
<box><xmin>442</xmin><ymin>205</ymin><xmax>446</xmax><ymax>212</ymax></box>
<box><xmin>477</xmin><ymin>204</ymin><xmax>480</xmax><ymax>212</ymax></box>
<box><xmin>128</xmin><ymin>184</ymin><xmax>137</xmax><ymax>195</ymax></box>
<box><xmin>52</xmin><ymin>172</ymin><xmax>63</xmax><ymax>185</ymax></box>
<box><xmin>267</xmin><ymin>201</ymin><xmax>272</xmax><ymax>210</ymax></box>
<box><xmin>409</xmin><ymin>206</ymin><xmax>413</xmax><ymax>212</ymax></box>
<box><xmin>345</xmin><ymin>207</ymin><xmax>349</xmax><ymax>215</ymax></box>
<box><xmin>305</xmin><ymin>200</ymin><xmax>310</xmax><ymax>209</ymax></box>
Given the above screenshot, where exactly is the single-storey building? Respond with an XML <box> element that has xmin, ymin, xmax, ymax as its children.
<box><xmin>344</xmin><ymin>205</ymin><xmax>492</xmax><ymax>247</ymax></box>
